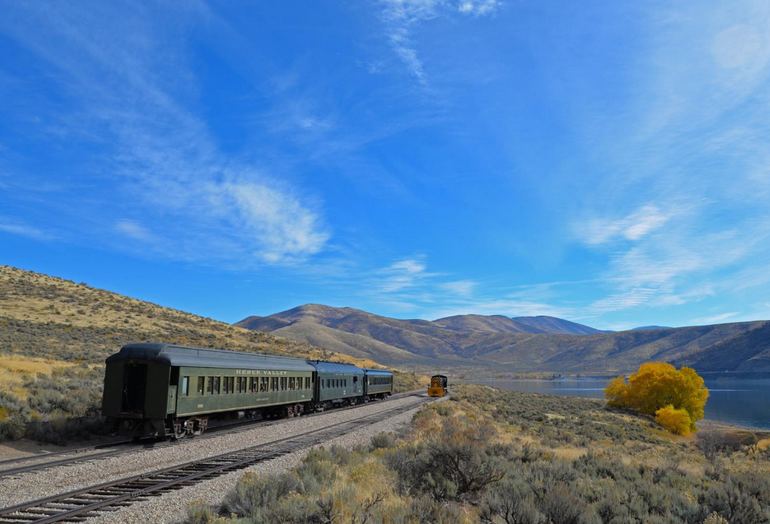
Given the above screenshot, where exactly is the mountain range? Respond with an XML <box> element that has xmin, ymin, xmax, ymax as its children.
<box><xmin>236</xmin><ymin>304</ymin><xmax>770</xmax><ymax>373</ymax></box>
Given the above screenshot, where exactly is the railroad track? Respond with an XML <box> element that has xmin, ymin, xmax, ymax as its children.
<box><xmin>0</xmin><ymin>395</ymin><xmax>430</xmax><ymax>524</ymax></box>
<box><xmin>0</xmin><ymin>391</ymin><xmax>421</xmax><ymax>479</ymax></box>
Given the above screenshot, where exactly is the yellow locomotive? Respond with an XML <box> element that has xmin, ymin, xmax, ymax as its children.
<box><xmin>427</xmin><ymin>374</ymin><xmax>448</xmax><ymax>397</ymax></box>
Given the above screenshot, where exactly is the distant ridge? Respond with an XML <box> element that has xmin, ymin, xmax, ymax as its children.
<box><xmin>510</xmin><ymin>315</ymin><xmax>604</xmax><ymax>335</ymax></box>
<box><xmin>236</xmin><ymin>304</ymin><xmax>770</xmax><ymax>372</ymax></box>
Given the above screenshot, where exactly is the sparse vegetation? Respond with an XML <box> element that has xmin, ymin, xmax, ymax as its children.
<box><xmin>606</xmin><ymin>362</ymin><xmax>709</xmax><ymax>435</ymax></box>
<box><xmin>0</xmin><ymin>266</ymin><xmax>426</xmax><ymax>443</ymax></box>
<box><xmin>186</xmin><ymin>385</ymin><xmax>770</xmax><ymax>523</ymax></box>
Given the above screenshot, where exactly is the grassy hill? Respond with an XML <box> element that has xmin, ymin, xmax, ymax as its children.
<box><xmin>0</xmin><ymin>266</ymin><xmax>352</xmax><ymax>365</ymax></box>
<box><xmin>0</xmin><ymin>266</ymin><xmax>424</xmax><ymax>443</ymax></box>
<box><xmin>237</xmin><ymin>304</ymin><xmax>770</xmax><ymax>373</ymax></box>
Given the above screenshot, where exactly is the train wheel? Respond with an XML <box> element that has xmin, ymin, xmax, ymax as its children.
<box><xmin>173</xmin><ymin>425</ymin><xmax>186</xmax><ymax>441</ymax></box>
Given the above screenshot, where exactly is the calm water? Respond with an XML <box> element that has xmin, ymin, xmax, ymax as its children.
<box><xmin>470</xmin><ymin>375</ymin><xmax>770</xmax><ymax>430</ymax></box>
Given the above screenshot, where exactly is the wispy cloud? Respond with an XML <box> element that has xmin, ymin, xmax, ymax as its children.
<box><xmin>0</xmin><ymin>3</ymin><xmax>329</xmax><ymax>267</ymax></box>
<box><xmin>563</xmin><ymin>2</ymin><xmax>770</xmax><ymax>322</ymax></box>
<box><xmin>378</xmin><ymin>257</ymin><xmax>431</xmax><ymax>292</ymax></box>
<box><xmin>379</xmin><ymin>0</ymin><xmax>501</xmax><ymax>84</ymax></box>
<box><xmin>0</xmin><ymin>218</ymin><xmax>53</xmax><ymax>241</ymax></box>
<box><xmin>579</xmin><ymin>204</ymin><xmax>672</xmax><ymax>245</ymax></box>
<box><xmin>365</xmin><ymin>256</ymin><xmax>574</xmax><ymax>320</ymax></box>
<box><xmin>115</xmin><ymin>220</ymin><xmax>155</xmax><ymax>243</ymax></box>
<box><xmin>690</xmin><ymin>311</ymin><xmax>739</xmax><ymax>325</ymax></box>
<box><xmin>440</xmin><ymin>279</ymin><xmax>476</xmax><ymax>296</ymax></box>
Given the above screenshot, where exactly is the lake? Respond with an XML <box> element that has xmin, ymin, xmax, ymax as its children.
<box><xmin>470</xmin><ymin>375</ymin><xmax>770</xmax><ymax>430</ymax></box>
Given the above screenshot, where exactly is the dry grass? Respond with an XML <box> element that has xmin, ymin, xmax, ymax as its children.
<box><xmin>0</xmin><ymin>355</ymin><xmax>76</xmax><ymax>398</ymax></box>
<box><xmin>0</xmin><ymin>265</ymin><xmax>402</xmax><ymax>369</ymax></box>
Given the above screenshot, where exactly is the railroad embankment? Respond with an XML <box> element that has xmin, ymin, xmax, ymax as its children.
<box><xmin>185</xmin><ymin>385</ymin><xmax>770</xmax><ymax>524</ymax></box>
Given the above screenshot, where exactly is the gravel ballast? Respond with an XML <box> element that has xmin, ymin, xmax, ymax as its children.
<box><xmin>0</xmin><ymin>395</ymin><xmax>426</xmax><ymax>509</ymax></box>
<box><xmin>86</xmin><ymin>401</ymin><xmax>427</xmax><ymax>524</ymax></box>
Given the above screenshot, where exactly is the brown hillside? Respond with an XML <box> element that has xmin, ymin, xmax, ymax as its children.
<box><xmin>0</xmin><ymin>266</ymin><xmax>382</xmax><ymax>367</ymax></box>
<box><xmin>238</xmin><ymin>304</ymin><xmax>770</xmax><ymax>373</ymax></box>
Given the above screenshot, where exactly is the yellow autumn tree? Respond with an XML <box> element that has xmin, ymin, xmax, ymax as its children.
<box><xmin>605</xmin><ymin>362</ymin><xmax>709</xmax><ymax>435</ymax></box>
<box><xmin>655</xmin><ymin>405</ymin><xmax>691</xmax><ymax>435</ymax></box>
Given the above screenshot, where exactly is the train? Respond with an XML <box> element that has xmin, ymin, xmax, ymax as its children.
<box><xmin>427</xmin><ymin>374</ymin><xmax>448</xmax><ymax>397</ymax></box>
<box><xmin>101</xmin><ymin>343</ymin><xmax>394</xmax><ymax>439</ymax></box>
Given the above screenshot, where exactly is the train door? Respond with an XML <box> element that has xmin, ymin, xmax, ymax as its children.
<box><xmin>121</xmin><ymin>362</ymin><xmax>147</xmax><ymax>414</ymax></box>
<box><xmin>167</xmin><ymin>368</ymin><xmax>180</xmax><ymax>415</ymax></box>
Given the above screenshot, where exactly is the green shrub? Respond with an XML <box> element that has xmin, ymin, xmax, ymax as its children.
<box><xmin>386</xmin><ymin>416</ymin><xmax>505</xmax><ymax>502</ymax></box>
<box><xmin>479</xmin><ymin>476</ymin><xmax>545</xmax><ymax>524</ymax></box>
<box><xmin>369</xmin><ymin>432</ymin><xmax>396</xmax><ymax>451</ymax></box>
<box><xmin>221</xmin><ymin>471</ymin><xmax>302</xmax><ymax>519</ymax></box>
<box><xmin>186</xmin><ymin>501</ymin><xmax>217</xmax><ymax>524</ymax></box>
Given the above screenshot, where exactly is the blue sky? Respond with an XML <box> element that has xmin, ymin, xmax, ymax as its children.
<box><xmin>2</xmin><ymin>1</ymin><xmax>770</xmax><ymax>330</ymax></box>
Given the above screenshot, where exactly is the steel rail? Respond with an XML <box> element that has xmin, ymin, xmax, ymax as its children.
<box><xmin>0</xmin><ymin>390</ymin><xmax>420</xmax><ymax>479</ymax></box>
<box><xmin>0</xmin><ymin>396</ymin><xmax>429</xmax><ymax>524</ymax></box>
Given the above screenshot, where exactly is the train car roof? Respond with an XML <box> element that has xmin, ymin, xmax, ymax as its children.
<box><xmin>312</xmin><ymin>361</ymin><xmax>365</xmax><ymax>375</ymax></box>
<box><xmin>363</xmin><ymin>368</ymin><xmax>393</xmax><ymax>376</ymax></box>
<box><xmin>106</xmin><ymin>343</ymin><xmax>315</xmax><ymax>372</ymax></box>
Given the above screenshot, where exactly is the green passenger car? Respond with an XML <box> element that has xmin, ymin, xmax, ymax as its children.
<box><xmin>102</xmin><ymin>343</ymin><xmax>315</xmax><ymax>438</ymax></box>
<box><xmin>314</xmin><ymin>361</ymin><xmax>365</xmax><ymax>407</ymax></box>
<box><xmin>363</xmin><ymin>369</ymin><xmax>394</xmax><ymax>399</ymax></box>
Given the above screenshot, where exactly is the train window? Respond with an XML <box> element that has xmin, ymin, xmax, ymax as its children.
<box><xmin>305</xmin><ymin>377</ymin><xmax>311</xmax><ymax>389</ymax></box>
<box><xmin>214</xmin><ymin>376</ymin><xmax>221</xmax><ymax>394</ymax></box>
<box><xmin>197</xmin><ymin>377</ymin><xmax>205</xmax><ymax>395</ymax></box>
<box><xmin>288</xmin><ymin>377</ymin><xmax>295</xmax><ymax>390</ymax></box>
<box><xmin>238</xmin><ymin>377</ymin><xmax>247</xmax><ymax>393</ymax></box>
<box><xmin>181</xmin><ymin>376</ymin><xmax>189</xmax><ymax>396</ymax></box>
<box><xmin>353</xmin><ymin>376</ymin><xmax>358</xmax><ymax>383</ymax></box>
<box><xmin>206</xmin><ymin>377</ymin><xmax>213</xmax><ymax>395</ymax></box>
<box><xmin>249</xmin><ymin>377</ymin><xmax>257</xmax><ymax>393</ymax></box>
<box><xmin>280</xmin><ymin>377</ymin><xmax>287</xmax><ymax>391</ymax></box>
<box><xmin>227</xmin><ymin>377</ymin><xmax>235</xmax><ymax>394</ymax></box>
<box><xmin>260</xmin><ymin>377</ymin><xmax>268</xmax><ymax>392</ymax></box>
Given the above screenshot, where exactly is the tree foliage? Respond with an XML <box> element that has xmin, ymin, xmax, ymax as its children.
<box><xmin>605</xmin><ymin>362</ymin><xmax>709</xmax><ymax>434</ymax></box>
<box><xmin>655</xmin><ymin>405</ymin><xmax>692</xmax><ymax>435</ymax></box>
